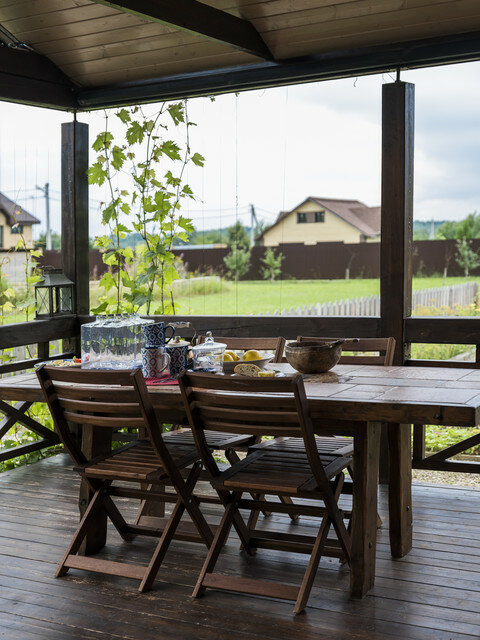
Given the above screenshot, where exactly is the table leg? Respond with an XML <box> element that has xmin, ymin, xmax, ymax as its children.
<box><xmin>388</xmin><ymin>423</ymin><xmax>412</xmax><ymax>558</ymax></box>
<box><xmin>350</xmin><ymin>421</ymin><xmax>381</xmax><ymax>598</ymax></box>
<box><xmin>78</xmin><ymin>425</ymin><xmax>112</xmax><ymax>556</ymax></box>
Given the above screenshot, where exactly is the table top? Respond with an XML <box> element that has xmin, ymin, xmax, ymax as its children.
<box><xmin>2</xmin><ymin>363</ymin><xmax>480</xmax><ymax>426</ymax></box>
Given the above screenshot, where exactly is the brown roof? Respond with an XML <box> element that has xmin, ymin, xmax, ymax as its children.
<box><xmin>0</xmin><ymin>192</ymin><xmax>41</xmax><ymax>226</ymax></box>
<box><xmin>258</xmin><ymin>197</ymin><xmax>380</xmax><ymax>241</ymax></box>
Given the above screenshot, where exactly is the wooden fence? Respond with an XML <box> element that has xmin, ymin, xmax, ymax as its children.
<box><xmin>259</xmin><ymin>282</ymin><xmax>479</xmax><ymax>317</ymax></box>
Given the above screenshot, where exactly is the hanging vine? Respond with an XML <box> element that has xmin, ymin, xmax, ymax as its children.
<box><xmin>89</xmin><ymin>101</ymin><xmax>203</xmax><ymax>315</ymax></box>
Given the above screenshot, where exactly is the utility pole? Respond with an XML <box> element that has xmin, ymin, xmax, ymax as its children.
<box><xmin>36</xmin><ymin>182</ymin><xmax>51</xmax><ymax>250</ymax></box>
<box><xmin>249</xmin><ymin>203</ymin><xmax>259</xmax><ymax>247</ymax></box>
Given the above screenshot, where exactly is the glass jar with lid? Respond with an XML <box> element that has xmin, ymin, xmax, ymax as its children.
<box><xmin>191</xmin><ymin>332</ymin><xmax>226</xmax><ymax>373</ymax></box>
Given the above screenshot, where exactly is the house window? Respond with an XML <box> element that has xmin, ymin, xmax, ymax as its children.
<box><xmin>314</xmin><ymin>211</ymin><xmax>325</xmax><ymax>223</ymax></box>
<box><xmin>297</xmin><ymin>212</ymin><xmax>307</xmax><ymax>223</ymax></box>
<box><xmin>0</xmin><ymin>226</ymin><xmax>3</xmax><ymax>247</ymax></box>
<box><xmin>11</xmin><ymin>224</ymin><xmax>23</xmax><ymax>234</ymax></box>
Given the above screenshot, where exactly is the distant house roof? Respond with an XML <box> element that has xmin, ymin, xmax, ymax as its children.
<box><xmin>257</xmin><ymin>197</ymin><xmax>381</xmax><ymax>241</ymax></box>
<box><xmin>0</xmin><ymin>192</ymin><xmax>41</xmax><ymax>226</ymax></box>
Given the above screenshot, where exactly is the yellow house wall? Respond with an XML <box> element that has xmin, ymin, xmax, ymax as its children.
<box><xmin>0</xmin><ymin>212</ymin><xmax>34</xmax><ymax>249</ymax></box>
<box><xmin>262</xmin><ymin>200</ymin><xmax>364</xmax><ymax>246</ymax></box>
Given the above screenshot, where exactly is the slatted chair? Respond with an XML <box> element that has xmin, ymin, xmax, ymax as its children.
<box><xmin>36</xmin><ymin>365</ymin><xmax>235</xmax><ymax>593</ymax></box>
<box><xmin>197</xmin><ymin>335</ymin><xmax>286</xmax><ymax>364</ymax></box>
<box><xmin>178</xmin><ymin>371</ymin><xmax>352</xmax><ymax>615</ymax></box>
<box><xmin>267</xmin><ymin>336</ymin><xmax>396</xmax><ymax>459</ymax></box>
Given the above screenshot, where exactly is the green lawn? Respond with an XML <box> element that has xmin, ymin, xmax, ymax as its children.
<box><xmin>89</xmin><ymin>276</ymin><xmax>480</xmax><ymax>316</ymax></box>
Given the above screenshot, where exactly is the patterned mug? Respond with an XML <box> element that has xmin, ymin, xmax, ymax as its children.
<box><xmin>141</xmin><ymin>346</ymin><xmax>171</xmax><ymax>379</ymax></box>
<box><xmin>143</xmin><ymin>322</ymin><xmax>175</xmax><ymax>347</ymax></box>
<box><xmin>165</xmin><ymin>340</ymin><xmax>189</xmax><ymax>379</ymax></box>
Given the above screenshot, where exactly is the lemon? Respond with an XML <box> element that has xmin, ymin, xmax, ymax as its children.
<box><xmin>243</xmin><ymin>349</ymin><xmax>263</xmax><ymax>361</ymax></box>
<box><xmin>258</xmin><ymin>370</ymin><xmax>275</xmax><ymax>377</ymax></box>
<box><xmin>223</xmin><ymin>353</ymin><xmax>234</xmax><ymax>362</ymax></box>
<box><xmin>225</xmin><ymin>350</ymin><xmax>240</xmax><ymax>361</ymax></box>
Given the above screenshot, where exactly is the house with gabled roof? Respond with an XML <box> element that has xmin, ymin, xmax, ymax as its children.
<box><xmin>0</xmin><ymin>192</ymin><xmax>41</xmax><ymax>250</ymax></box>
<box><xmin>257</xmin><ymin>197</ymin><xmax>381</xmax><ymax>246</ymax></box>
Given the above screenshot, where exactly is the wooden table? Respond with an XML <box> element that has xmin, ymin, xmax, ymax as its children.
<box><xmin>3</xmin><ymin>363</ymin><xmax>480</xmax><ymax>598</ymax></box>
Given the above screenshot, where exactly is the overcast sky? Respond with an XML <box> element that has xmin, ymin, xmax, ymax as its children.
<box><xmin>0</xmin><ymin>60</ymin><xmax>479</xmax><ymax>239</ymax></box>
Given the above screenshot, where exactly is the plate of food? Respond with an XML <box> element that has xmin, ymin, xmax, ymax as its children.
<box><xmin>35</xmin><ymin>358</ymin><xmax>82</xmax><ymax>368</ymax></box>
<box><xmin>222</xmin><ymin>349</ymin><xmax>273</xmax><ymax>374</ymax></box>
<box><xmin>232</xmin><ymin>363</ymin><xmax>284</xmax><ymax>378</ymax></box>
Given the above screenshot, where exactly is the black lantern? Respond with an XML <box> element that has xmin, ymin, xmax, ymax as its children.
<box><xmin>35</xmin><ymin>267</ymin><xmax>75</xmax><ymax>318</ymax></box>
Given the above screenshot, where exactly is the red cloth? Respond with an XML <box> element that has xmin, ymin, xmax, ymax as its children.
<box><xmin>144</xmin><ymin>374</ymin><xmax>178</xmax><ymax>386</ymax></box>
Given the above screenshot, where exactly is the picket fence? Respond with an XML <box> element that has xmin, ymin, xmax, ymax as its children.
<box><xmin>260</xmin><ymin>282</ymin><xmax>479</xmax><ymax>317</ymax></box>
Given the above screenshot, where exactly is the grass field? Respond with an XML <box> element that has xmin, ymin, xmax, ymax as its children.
<box><xmin>88</xmin><ymin>276</ymin><xmax>480</xmax><ymax>316</ymax></box>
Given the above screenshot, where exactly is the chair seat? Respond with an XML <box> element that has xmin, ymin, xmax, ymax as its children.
<box><xmin>211</xmin><ymin>449</ymin><xmax>351</xmax><ymax>496</ymax></box>
<box><xmin>251</xmin><ymin>435</ymin><xmax>354</xmax><ymax>457</ymax></box>
<box><xmin>163</xmin><ymin>427</ymin><xmax>255</xmax><ymax>450</ymax></box>
<box><xmin>76</xmin><ymin>440</ymin><xmax>199</xmax><ymax>483</ymax></box>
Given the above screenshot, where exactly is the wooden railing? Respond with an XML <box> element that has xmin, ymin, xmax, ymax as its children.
<box><xmin>0</xmin><ymin>316</ymin><xmax>79</xmax><ymax>463</ymax></box>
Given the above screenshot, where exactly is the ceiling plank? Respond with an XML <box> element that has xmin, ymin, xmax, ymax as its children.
<box><xmin>90</xmin><ymin>0</ymin><xmax>272</xmax><ymax>60</ymax></box>
<box><xmin>0</xmin><ymin>44</ymin><xmax>77</xmax><ymax>109</ymax></box>
<box><xmin>77</xmin><ymin>29</ymin><xmax>480</xmax><ymax>110</ymax></box>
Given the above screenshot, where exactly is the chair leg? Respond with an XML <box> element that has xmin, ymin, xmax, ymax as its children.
<box><xmin>193</xmin><ymin>494</ymin><xmax>240</xmax><ymax>598</ymax></box>
<box><xmin>293</xmin><ymin>513</ymin><xmax>331</xmax><ymax>615</ymax></box>
<box><xmin>103</xmin><ymin>494</ymin><xmax>136</xmax><ymax>542</ymax></box>
<box><xmin>139</xmin><ymin>496</ymin><xmax>187</xmax><ymax>592</ymax></box>
<box><xmin>55</xmin><ymin>487</ymin><xmax>106</xmax><ymax>578</ymax></box>
<box><xmin>139</xmin><ymin>462</ymin><xmax>210</xmax><ymax>592</ymax></box>
<box><xmin>176</xmin><ymin>463</ymin><xmax>215</xmax><ymax>548</ymax></box>
<box><xmin>293</xmin><ymin>474</ymin><xmax>345</xmax><ymax>614</ymax></box>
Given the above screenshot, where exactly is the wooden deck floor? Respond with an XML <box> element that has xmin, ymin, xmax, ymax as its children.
<box><xmin>1</xmin><ymin>455</ymin><xmax>480</xmax><ymax>640</ymax></box>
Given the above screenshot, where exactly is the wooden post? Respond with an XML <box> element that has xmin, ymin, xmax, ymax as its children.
<box><xmin>62</xmin><ymin>119</ymin><xmax>93</xmax><ymax>547</ymax></box>
<box><xmin>61</xmin><ymin>120</ymin><xmax>89</xmax><ymax>319</ymax></box>
<box><xmin>379</xmin><ymin>81</ymin><xmax>415</xmax><ymax>484</ymax></box>
<box><xmin>380</xmin><ymin>81</ymin><xmax>414</xmax><ymax>364</ymax></box>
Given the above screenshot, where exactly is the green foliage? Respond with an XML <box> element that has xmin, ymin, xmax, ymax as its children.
<box><xmin>35</xmin><ymin>232</ymin><xmax>61</xmax><ymax>251</ymax></box>
<box><xmin>261</xmin><ymin>247</ymin><xmax>284</xmax><ymax>282</ymax></box>
<box><xmin>424</xmin><ymin>426</ymin><xmax>480</xmax><ymax>455</ymax></box>
<box><xmin>456</xmin><ymin>239</ymin><xmax>480</xmax><ymax>277</ymax></box>
<box><xmin>223</xmin><ymin>247</ymin><xmax>251</xmax><ymax>281</ymax></box>
<box><xmin>437</xmin><ymin>212</ymin><xmax>480</xmax><ymax>241</ymax></box>
<box><xmin>88</xmin><ymin>102</ymin><xmax>202</xmax><ymax>315</ymax></box>
<box><xmin>226</xmin><ymin>221</ymin><xmax>250</xmax><ymax>251</ymax></box>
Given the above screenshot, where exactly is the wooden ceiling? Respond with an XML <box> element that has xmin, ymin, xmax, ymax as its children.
<box><xmin>1</xmin><ymin>0</ymin><xmax>480</xmax><ymax>110</ymax></box>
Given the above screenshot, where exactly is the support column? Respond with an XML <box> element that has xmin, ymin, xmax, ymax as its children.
<box><xmin>379</xmin><ymin>82</ymin><xmax>415</xmax><ymax>484</ymax></box>
<box><xmin>61</xmin><ymin>120</ymin><xmax>89</xmax><ymax>317</ymax></box>
<box><xmin>380</xmin><ymin>81</ymin><xmax>414</xmax><ymax>363</ymax></box>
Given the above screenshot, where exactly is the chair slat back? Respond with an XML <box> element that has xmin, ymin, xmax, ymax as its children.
<box><xmin>178</xmin><ymin>371</ymin><xmax>331</xmax><ymax>490</ymax></box>
<box><xmin>37</xmin><ymin>367</ymin><xmax>181</xmax><ymax>482</ymax></box>
<box><xmin>296</xmin><ymin>336</ymin><xmax>395</xmax><ymax>366</ymax></box>
<box><xmin>197</xmin><ymin>336</ymin><xmax>285</xmax><ymax>363</ymax></box>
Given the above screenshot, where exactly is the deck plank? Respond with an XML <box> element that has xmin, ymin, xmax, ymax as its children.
<box><xmin>0</xmin><ymin>455</ymin><xmax>480</xmax><ymax>639</ymax></box>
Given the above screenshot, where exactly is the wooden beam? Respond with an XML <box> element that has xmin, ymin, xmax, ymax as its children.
<box><xmin>78</xmin><ymin>30</ymin><xmax>480</xmax><ymax>110</ymax></box>
<box><xmin>406</xmin><ymin>316</ymin><xmax>480</xmax><ymax>344</ymax></box>
<box><xmin>380</xmin><ymin>81</ymin><xmax>415</xmax><ymax>365</ymax></box>
<box><xmin>61</xmin><ymin>121</ymin><xmax>90</xmax><ymax>317</ymax></box>
<box><xmin>78</xmin><ymin>314</ymin><xmax>381</xmax><ymax>340</ymax></box>
<box><xmin>0</xmin><ymin>44</ymin><xmax>76</xmax><ymax>109</ymax></box>
<box><xmin>91</xmin><ymin>0</ymin><xmax>271</xmax><ymax>60</ymax></box>
<box><xmin>0</xmin><ymin>317</ymin><xmax>78</xmax><ymax>350</ymax></box>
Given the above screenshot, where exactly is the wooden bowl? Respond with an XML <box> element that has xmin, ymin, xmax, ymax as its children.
<box><xmin>285</xmin><ymin>340</ymin><xmax>350</xmax><ymax>374</ymax></box>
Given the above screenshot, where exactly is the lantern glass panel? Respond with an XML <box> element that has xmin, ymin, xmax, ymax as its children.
<box><xmin>57</xmin><ymin>286</ymin><xmax>73</xmax><ymax>314</ymax></box>
<box><xmin>36</xmin><ymin>288</ymin><xmax>50</xmax><ymax>317</ymax></box>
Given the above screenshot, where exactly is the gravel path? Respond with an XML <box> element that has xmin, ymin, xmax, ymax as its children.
<box><xmin>413</xmin><ymin>468</ymin><xmax>480</xmax><ymax>487</ymax></box>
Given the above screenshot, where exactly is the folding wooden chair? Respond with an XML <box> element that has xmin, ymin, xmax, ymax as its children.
<box><xmin>266</xmin><ymin>336</ymin><xmax>396</xmax><ymax>461</ymax></box>
<box><xmin>197</xmin><ymin>335</ymin><xmax>286</xmax><ymax>364</ymax></box>
<box><xmin>178</xmin><ymin>371</ymin><xmax>352</xmax><ymax>614</ymax></box>
<box><xmin>37</xmin><ymin>365</ymin><xmax>218</xmax><ymax>593</ymax></box>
